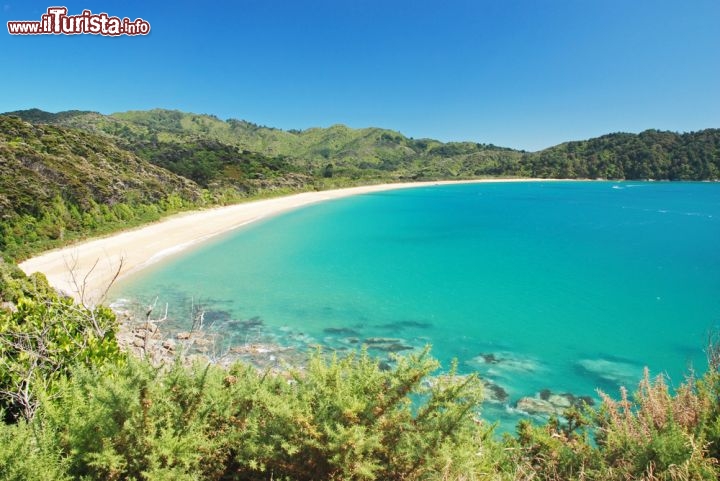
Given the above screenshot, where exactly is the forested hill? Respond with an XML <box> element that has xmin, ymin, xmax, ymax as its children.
<box><xmin>1</xmin><ymin>109</ymin><xmax>719</xmax><ymax>260</ymax></box>
<box><xmin>0</xmin><ymin>116</ymin><xmax>206</xmax><ymax>259</ymax></box>
<box><xmin>7</xmin><ymin>108</ymin><xmax>720</xmax><ymax>182</ymax></box>
<box><xmin>527</xmin><ymin>129</ymin><xmax>720</xmax><ymax>179</ymax></box>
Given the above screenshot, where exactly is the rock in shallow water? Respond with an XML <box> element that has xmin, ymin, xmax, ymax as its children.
<box><xmin>515</xmin><ymin>397</ymin><xmax>561</xmax><ymax>416</ymax></box>
<box><xmin>547</xmin><ymin>394</ymin><xmax>572</xmax><ymax>408</ymax></box>
<box><xmin>469</xmin><ymin>351</ymin><xmax>542</xmax><ymax>375</ymax></box>
<box><xmin>482</xmin><ymin>379</ymin><xmax>509</xmax><ymax>403</ymax></box>
<box><xmin>514</xmin><ymin>390</ymin><xmax>596</xmax><ymax>417</ymax></box>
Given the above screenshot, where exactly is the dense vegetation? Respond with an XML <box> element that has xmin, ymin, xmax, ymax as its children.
<box><xmin>0</xmin><ymin>116</ymin><xmax>205</xmax><ymax>260</ymax></box>
<box><xmin>7</xmin><ymin>108</ymin><xmax>720</xmax><ymax>182</ymax></box>
<box><xmin>525</xmin><ymin>129</ymin><xmax>720</xmax><ymax>179</ymax></box>
<box><xmin>1</xmin><ymin>263</ymin><xmax>720</xmax><ymax>480</ymax></box>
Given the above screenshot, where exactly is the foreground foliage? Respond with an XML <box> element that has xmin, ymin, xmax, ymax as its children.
<box><xmin>2</xmin><ymin>345</ymin><xmax>719</xmax><ymax>481</ymax></box>
<box><xmin>36</xmin><ymin>350</ymin><xmax>498</xmax><ymax>481</ymax></box>
<box><xmin>508</xmin><ymin>365</ymin><xmax>720</xmax><ymax>480</ymax></box>
<box><xmin>2</xmin><ymin>266</ymin><xmax>720</xmax><ymax>480</ymax></box>
<box><xmin>0</xmin><ymin>261</ymin><xmax>122</xmax><ymax>421</ymax></box>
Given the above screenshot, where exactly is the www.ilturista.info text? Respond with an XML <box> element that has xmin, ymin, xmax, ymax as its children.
<box><xmin>7</xmin><ymin>7</ymin><xmax>150</xmax><ymax>36</ymax></box>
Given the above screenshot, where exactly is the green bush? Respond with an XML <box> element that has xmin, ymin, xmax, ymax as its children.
<box><xmin>0</xmin><ymin>295</ymin><xmax>123</xmax><ymax>421</ymax></box>
<box><xmin>33</xmin><ymin>349</ymin><xmax>506</xmax><ymax>481</ymax></box>
<box><xmin>0</xmin><ymin>420</ymin><xmax>69</xmax><ymax>481</ymax></box>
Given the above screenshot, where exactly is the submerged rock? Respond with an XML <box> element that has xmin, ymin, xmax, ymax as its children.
<box><xmin>480</xmin><ymin>353</ymin><xmax>500</xmax><ymax>364</ymax></box>
<box><xmin>364</xmin><ymin>337</ymin><xmax>403</xmax><ymax>345</ymax></box>
<box><xmin>323</xmin><ymin>327</ymin><xmax>360</xmax><ymax>336</ymax></box>
<box><xmin>378</xmin><ymin>343</ymin><xmax>414</xmax><ymax>353</ymax></box>
<box><xmin>363</xmin><ymin>337</ymin><xmax>414</xmax><ymax>353</ymax></box>
<box><xmin>376</xmin><ymin>320</ymin><xmax>432</xmax><ymax>330</ymax></box>
<box><xmin>482</xmin><ymin>379</ymin><xmax>509</xmax><ymax>404</ymax></box>
<box><xmin>469</xmin><ymin>351</ymin><xmax>542</xmax><ymax>375</ymax></box>
<box><xmin>203</xmin><ymin>309</ymin><xmax>232</xmax><ymax>323</ymax></box>
<box><xmin>238</xmin><ymin>316</ymin><xmax>264</xmax><ymax>330</ymax></box>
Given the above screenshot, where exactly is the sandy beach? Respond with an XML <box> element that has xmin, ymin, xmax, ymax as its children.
<box><xmin>19</xmin><ymin>179</ymin><xmax>543</xmax><ymax>305</ymax></box>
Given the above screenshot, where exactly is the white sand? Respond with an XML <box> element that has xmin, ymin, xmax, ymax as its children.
<box><xmin>19</xmin><ymin>179</ymin><xmax>545</xmax><ymax>305</ymax></box>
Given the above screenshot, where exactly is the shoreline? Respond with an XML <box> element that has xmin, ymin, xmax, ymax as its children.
<box><xmin>19</xmin><ymin>178</ymin><xmax>553</xmax><ymax>304</ymax></box>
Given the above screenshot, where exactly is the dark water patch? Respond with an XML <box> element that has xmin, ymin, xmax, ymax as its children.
<box><xmin>202</xmin><ymin>309</ymin><xmax>233</xmax><ymax>323</ymax></box>
<box><xmin>323</xmin><ymin>327</ymin><xmax>361</xmax><ymax>336</ymax></box>
<box><xmin>375</xmin><ymin>320</ymin><xmax>433</xmax><ymax>330</ymax></box>
<box><xmin>360</xmin><ymin>337</ymin><xmax>417</xmax><ymax>353</ymax></box>
<box><xmin>239</xmin><ymin>316</ymin><xmax>264</xmax><ymax>329</ymax></box>
<box><xmin>367</xmin><ymin>343</ymin><xmax>415</xmax><ymax>353</ymax></box>
<box><xmin>364</xmin><ymin>337</ymin><xmax>403</xmax><ymax>345</ymax></box>
<box><xmin>479</xmin><ymin>353</ymin><xmax>500</xmax><ymax>364</ymax></box>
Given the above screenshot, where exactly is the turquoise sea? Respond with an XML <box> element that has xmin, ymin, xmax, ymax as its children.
<box><xmin>111</xmin><ymin>181</ymin><xmax>720</xmax><ymax>429</ymax></box>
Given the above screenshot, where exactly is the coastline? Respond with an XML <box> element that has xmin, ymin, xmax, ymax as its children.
<box><xmin>19</xmin><ymin>178</ymin><xmax>550</xmax><ymax>304</ymax></box>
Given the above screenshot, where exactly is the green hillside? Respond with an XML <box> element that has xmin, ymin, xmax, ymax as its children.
<box><xmin>0</xmin><ymin>116</ymin><xmax>204</xmax><ymax>259</ymax></box>
<box><xmin>6</xmin><ymin>108</ymin><xmax>527</xmax><ymax>181</ymax></box>
<box><xmin>8</xmin><ymin>108</ymin><xmax>719</xmax><ymax>182</ymax></box>
<box><xmin>525</xmin><ymin>129</ymin><xmax>720</xmax><ymax>179</ymax></box>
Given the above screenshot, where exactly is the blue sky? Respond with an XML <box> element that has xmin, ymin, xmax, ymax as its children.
<box><xmin>2</xmin><ymin>0</ymin><xmax>719</xmax><ymax>151</ymax></box>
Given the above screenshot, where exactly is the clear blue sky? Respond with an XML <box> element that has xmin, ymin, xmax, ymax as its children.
<box><xmin>2</xmin><ymin>0</ymin><xmax>719</xmax><ymax>151</ymax></box>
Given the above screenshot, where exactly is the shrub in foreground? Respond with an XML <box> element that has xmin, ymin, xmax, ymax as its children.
<box><xmin>509</xmin><ymin>366</ymin><xmax>720</xmax><ymax>481</ymax></box>
<box><xmin>39</xmin><ymin>349</ymin><xmax>502</xmax><ymax>481</ymax></box>
<box><xmin>0</xmin><ymin>275</ymin><xmax>122</xmax><ymax>422</ymax></box>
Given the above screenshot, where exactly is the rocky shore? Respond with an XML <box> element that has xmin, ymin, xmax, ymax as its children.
<box><xmin>113</xmin><ymin>308</ymin><xmax>308</xmax><ymax>372</ymax></box>
<box><xmin>113</xmin><ymin>306</ymin><xmax>598</xmax><ymax>420</ymax></box>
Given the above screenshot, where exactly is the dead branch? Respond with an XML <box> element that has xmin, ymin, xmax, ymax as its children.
<box><xmin>64</xmin><ymin>254</ymin><xmax>125</xmax><ymax>308</ymax></box>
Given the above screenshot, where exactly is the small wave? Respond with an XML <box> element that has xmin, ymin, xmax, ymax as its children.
<box><xmin>109</xmin><ymin>298</ymin><xmax>131</xmax><ymax>309</ymax></box>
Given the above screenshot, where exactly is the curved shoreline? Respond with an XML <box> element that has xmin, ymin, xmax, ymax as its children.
<box><xmin>19</xmin><ymin>179</ymin><xmax>550</xmax><ymax>304</ymax></box>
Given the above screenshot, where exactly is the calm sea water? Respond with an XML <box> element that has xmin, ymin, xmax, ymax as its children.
<box><xmin>111</xmin><ymin>181</ymin><xmax>720</xmax><ymax>429</ymax></box>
